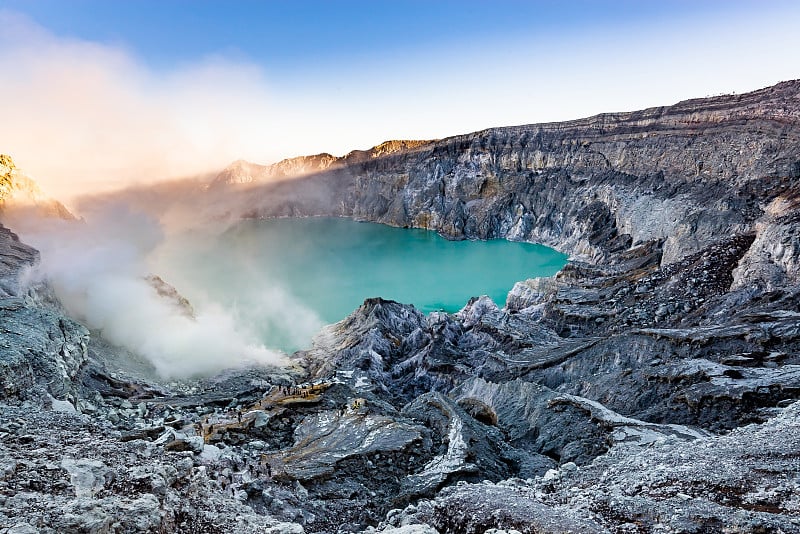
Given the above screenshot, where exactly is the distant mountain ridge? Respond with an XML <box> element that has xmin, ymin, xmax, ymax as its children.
<box><xmin>211</xmin><ymin>139</ymin><xmax>431</xmax><ymax>187</ymax></box>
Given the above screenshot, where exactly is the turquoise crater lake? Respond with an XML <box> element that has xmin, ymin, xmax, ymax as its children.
<box><xmin>152</xmin><ymin>218</ymin><xmax>568</xmax><ymax>353</ymax></box>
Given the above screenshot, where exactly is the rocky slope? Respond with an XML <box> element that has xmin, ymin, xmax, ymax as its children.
<box><xmin>1</xmin><ymin>80</ymin><xmax>800</xmax><ymax>533</ymax></box>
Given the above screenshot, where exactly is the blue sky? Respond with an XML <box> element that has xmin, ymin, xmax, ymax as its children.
<box><xmin>5</xmin><ymin>1</ymin><xmax>791</xmax><ymax>79</ymax></box>
<box><xmin>0</xmin><ymin>1</ymin><xmax>751</xmax><ymax>71</ymax></box>
<box><xmin>1</xmin><ymin>1</ymin><xmax>799</xmax><ymax>197</ymax></box>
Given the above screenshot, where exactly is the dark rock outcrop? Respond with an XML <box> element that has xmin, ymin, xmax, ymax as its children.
<box><xmin>392</xmin><ymin>400</ymin><xmax>800</xmax><ymax>533</ymax></box>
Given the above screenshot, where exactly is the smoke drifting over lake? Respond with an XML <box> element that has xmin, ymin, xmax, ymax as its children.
<box><xmin>11</xmin><ymin>204</ymin><xmax>303</xmax><ymax>378</ymax></box>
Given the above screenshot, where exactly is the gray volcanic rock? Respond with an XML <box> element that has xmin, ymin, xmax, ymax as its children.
<box><xmin>299</xmin><ymin>298</ymin><xmax>484</xmax><ymax>404</ymax></box>
<box><xmin>0</xmin><ymin>403</ymin><xmax>293</xmax><ymax>533</ymax></box>
<box><xmin>144</xmin><ymin>274</ymin><xmax>196</xmax><ymax>318</ymax></box>
<box><xmin>0</xmin><ymin>297</ymin><xmax>88</xmax><ymax>403</ymax></box>
<box><xmin>452</xmin><ymin>377</ymin><xmax>673</xmax><ymax>465</ymax></box>
<box><xmin>386</xmin><ymin>481</ymin><xmax>606</xmax><ymax>534</ymax></box>
<box><xmin>264</xmin><ymin>406</ymin><xmax>425</xmax><ymax>482</ymax></box>
<box><xmin>388</xmin><ymin>402</ymin><xmax>800</xmax><ymax>533</ymax></box>
<box><xmin>529</xmin><ymin>400</ymin><xmax>800</xmax><ymax>533</ymax></box>
<box><xmin>733</xmin><ymin>193</ymin><xmax>800</xmax><ymax>291</ymax></box>
<box><xmin>4</xmin><ymin>80</ymin><xmax>800</xmax><ymax>533</ymax></box>
<box><xmin>0</xmin><ymin>223</ymin><xmax>88</xmax><ymax>404</ymax></box>
<box><xmin>298</xmin><ymin>296</ymin><xmax>564</xmax><ymax>407</ymax></box>
<box><xmin>400</xmin><ymin>392</ymin><xmax>526</xmax><ymax>495</ymax></box>
<box><xmin>0</xmin><ymin>223</ymin><xmax>37</xmax><ymax>298</ymax></box>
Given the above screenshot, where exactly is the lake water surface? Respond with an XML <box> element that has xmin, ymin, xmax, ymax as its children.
<box><xmin>152</xmin><ymin>218</ymin><xmax>567</xmax><ymax>352</ymax></box>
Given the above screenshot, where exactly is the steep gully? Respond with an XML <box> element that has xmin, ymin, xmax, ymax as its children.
<box><xmin>1</xmin><ymin>81</ymin><xmax>800</xmax><ymax>532</ymax></box>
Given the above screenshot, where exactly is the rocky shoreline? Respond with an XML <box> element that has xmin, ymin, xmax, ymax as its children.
<box><xmin>2</xmin><ymin>80</ymin><xmax>800</xmax><ymax>533</ymax></box>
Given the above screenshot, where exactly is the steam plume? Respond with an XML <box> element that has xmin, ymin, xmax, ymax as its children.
<box><xmin>14</xmin><ymin>204</ymin><xmax>294</xmax><ymax>378</ymax></box>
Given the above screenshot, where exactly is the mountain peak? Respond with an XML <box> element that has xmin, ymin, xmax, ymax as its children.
<box><xmin>1</xmin><ymin>154</ymin><xmax>19</xmax><ymax>204</ymax></box>
<box><xmin>0</xmin><ymin>154</ymin><xmax>73</xmax><ymax>220</ymax></box>
<box><xmin>211</xmin><ymin>152</ymin><xmax>340</xmax><ymax>187</ymax></box>
<box><xmin>0</xmin><ymin>154</ymin><xmax>16</xmax><ymax>171</ymax></box>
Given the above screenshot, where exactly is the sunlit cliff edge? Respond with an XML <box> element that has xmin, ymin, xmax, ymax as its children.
<box><xmin>0</xmin><ymin>153</ymin><xmax>73</xmax><ymax>220</ymax></box>
<box><xmin>211</xmin><ymin>140</ymin><xmax>432</xmax><ymax>187</ymax></box>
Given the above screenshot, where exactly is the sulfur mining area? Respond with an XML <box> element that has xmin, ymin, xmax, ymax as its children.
<box><xmin>2</xmin><ymin>80</ymin><xmax>800</xmax><ymax>534</ymax></box>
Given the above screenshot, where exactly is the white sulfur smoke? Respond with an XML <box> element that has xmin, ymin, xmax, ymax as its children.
<box><xmin>14</xmin><ymin>204</ymin><xmax>291</xmax><ymax>378</ymax></box>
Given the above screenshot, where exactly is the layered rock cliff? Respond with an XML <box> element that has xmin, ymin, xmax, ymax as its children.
<box><xmin>0</xmin><ymin>157</ymin><xmax>87</xmax><ymax>404</ymax></box>
<box><xmin>227</xmin><ymin>81</ymin><xmax>800</xmax><ymax>277</ymax></box>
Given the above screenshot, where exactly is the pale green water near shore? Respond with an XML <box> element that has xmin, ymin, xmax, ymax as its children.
<box><xmin>152</xmin><ymin>217</ymin><xmax>567</xmax><ymax>352</ymax></box>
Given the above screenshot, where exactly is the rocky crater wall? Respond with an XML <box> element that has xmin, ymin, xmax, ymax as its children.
<box><xmin>229</xmin><ymin>80</ymin><xmax>800</xmax><ymax>288</ymax></box>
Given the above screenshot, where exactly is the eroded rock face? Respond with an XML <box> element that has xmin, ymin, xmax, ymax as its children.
<box><xmin>733</xmin><ymin>193</ymin><xmax>800</xmax><ymax>291</ymax></box>
<box><xmin>384</xmin><ymin>404</ymin><xmax>800</xmax><ymax>533</ymax></box>
<box><xmin>0</xmin><ymin>298</ymin><xmax>88</xmax><ymax>402</ymax></box>
<box><xmin>0</xmin><ymin>224</ymin><xmax>88</xmax><ymax>404</ymax></box>
<box><xmin>0</xmin><ymin>158</ymin><xmax>86</xmax><ymax>404</ymax></box>
<box><xmin>0</xmin><ymin>224</ymin><xmax>37</xmax><ymax>298</ymax></box>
